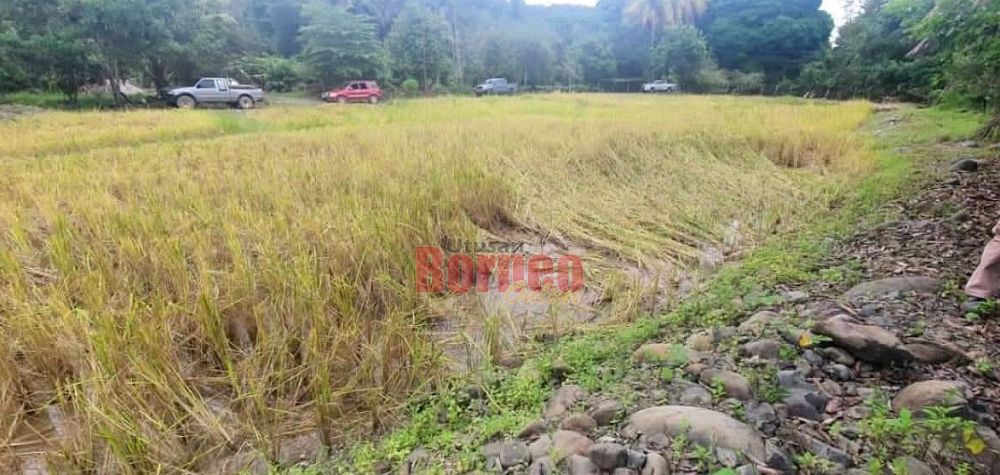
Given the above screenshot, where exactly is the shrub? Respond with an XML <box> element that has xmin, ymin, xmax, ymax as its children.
<box><xmin>232</xmin><ymin>55</ymin><xmax>305</xmax><ymax>92</ymax></box>
<box><xmin>401</xmin><ymin>79</ymin><xmax>419</xmax><ymax>96</ymax></box>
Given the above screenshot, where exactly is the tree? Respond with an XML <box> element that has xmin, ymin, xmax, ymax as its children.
<box><xmin>700</xmin><ymin>0</ymin><xmax>833</xmax><ymax>82</ymax></box>
<box><xmin>345</xmin><ymin>0</ymin><xmax>406</xmax><ymax>38</ymax></box>
<box><xmin>806</xmin><ymin>0</ymin><xmax>936</xmax><ymax>101</ymax></box>
<box><xmin>0</xmin><ymin>30</ymin><xmax>29</xmax><ymax>94</ymax></box>
<box><xmin>917</xmin><ymin>0</ymin><xmax>1000</xmax><ymax>138</ymax></box>
<box><xmin>622</xmin><ymin>0</ymin><xmax>707</xmax><ymax>48</ymax></box>
<box><xmin>299</xmin><ymin>3</ymin><xmax>386</xmax><ymax>87</ymax></box>
<box><xmin>575</xmin><ymin>39</ymin><xmax>618</xmax><ymax>86</ymax></box>
<box><xmin>650</xmin><ymin>26</ymin><xmax>710</xmax><ymax>88</ymax></box>
<box><xmin>26</xmin><ymin>33</ymin><xmax>100</xmax><ymax>101</ymax></box>
<box><xmin>63</xmin><ymin>0</ymin><xmax>236</xmax><ymax>102</ymax></box>
<box><xmin>386</xmin><ymin>3</ymin><xmax>452</xmax><ymax>89</ymax></box>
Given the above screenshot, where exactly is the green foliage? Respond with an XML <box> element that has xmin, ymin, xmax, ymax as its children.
<box><xmin>859</xmin><ymin>392</ymin><xmax>982</xmax><ymax>470</ymax></box>
<box><xmin>386</xmin><ymin>3</ymin><xmax>452</xmax><ymax>88</ymax></box>
<box><xmin>1</xmin><ymin>0</ymin><xmax>997</xmax><ymax>103</ymax></box>
<box><xmin>574</xmin><ymin>39</ymin><xmax>618</xmax><ymax>85</ymax></box>
<box><xmin>918</xmin><ymin>0</ymin><xmax>1000</xmax><ymax>111</ymax></box>
<box><xmin>659</xmin><ymin>366</ymin><xmax>675</xmax><ymax>382</ymax></box>
<box><xmin>650</xmin><ymin>26</ymin><xmax>710</xmax><ymax>88</ymax></box>
<box><xmin>794</xmin><ymin>451</ymin><xmax>837</xmax><ymax>474</ymax></box>
<box><xmin>299</xmin><ymin>4</ymin><xmax>386</xmax><ymax>88</ymax></box>
<box><xmin>974</xmin><ymin>358</ymin><xmax>995</xmax><ymax>377</ymax></box>
<box><xmin>799</xmin><ymin>0</ymin><xmax>937</xmax><ymax>101</ymax></box>
<box><xmin>622</xmin><ymin>0</ymin><xmax>708</xmax><ymax>48</ymax></box>
<box><xmin>0</xmin><ymin>91</ymin><xmax>118</xmax><ymax>109</ymax></box>
<box><xmin>401</xmin><ymin>78</ymin><xmax>419</xmax><ymax>95</ymax></box>
<box><xmin>0</xmin><ymin>29</ymin><xmax>29</xmax><ymax>93</ymax></box>
<box><xmin>749</xmin><ymin>366</ymin><xmax>790</xmax><ymax>403</ymax></box>
<box><xmin>700</xmin><ymin>0</ymin><xmax>833</xmax><ymax>82</ymax></box>
<box><xmin>24</xmin><ymin>32</ymin><xmax>100</xmax><ymax>100</ymax></box>
<box><xmin>234</xmin><ymin>55</ymin><xmax>305</xmax><ymax>92</ymax></box>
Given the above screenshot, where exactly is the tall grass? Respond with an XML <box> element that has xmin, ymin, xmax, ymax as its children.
<box><xmin>0</xmin><ymin>95</ymin><xmax>873</xmax><ymax>472</ymax></box>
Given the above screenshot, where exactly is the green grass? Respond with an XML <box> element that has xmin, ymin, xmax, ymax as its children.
<box><xmin>0</xmin><ymin>91</ymin><xmax>140</xmax><ymax>109</ymax></box>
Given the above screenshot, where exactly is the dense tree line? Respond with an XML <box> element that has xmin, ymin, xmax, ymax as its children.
<box><xmin>0</xmin><ymin>0</ymin><xmax>997</xmax><ymax>123</ymax></box>
<box><xmin>0</xmin><ymin>0</ymin><xmax>832</xmax><ymax>99</ymax></box>
<box><xmin>796</xmin><ymin>0</ymin><xmax>1000</xmax><ymax>135</ymax></box>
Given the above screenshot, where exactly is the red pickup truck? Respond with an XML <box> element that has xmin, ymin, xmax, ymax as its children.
<box><xmin>322</xmin><ymin>80</ymin><xmax>383</xmax><ymax>104</ymax></box>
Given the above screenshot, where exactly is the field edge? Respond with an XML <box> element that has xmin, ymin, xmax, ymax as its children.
<box><xmin>324</xmin><ymin>105</ymin><xmax>985</xmax><ymax>473</ymax></box>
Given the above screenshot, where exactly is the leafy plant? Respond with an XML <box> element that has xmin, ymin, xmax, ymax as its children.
<box><xmin>710</xmin><ymin>377</ymin><xmax>727</xmax><ymax>403</ymax></box>
<box><xmin>794</xmin><ymin>451</ymin><xmax>837</xmax><ymax>474</ymax></box>
<box><xmin>974</xmin><ymin>358</ymin><xmax>995</xmax><ymax>376</ymax></box>
<box><xmin>692</xmin><ymin>444</ymin><xmax>716</xmax><ymax>471</ymax></box>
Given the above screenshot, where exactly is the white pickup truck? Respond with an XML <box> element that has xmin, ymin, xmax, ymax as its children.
<box><xmin>162</xmin><ymin>78</ymin><xmax>265</xmax><ymax>109</ymax></box>
<box><xmin>642</xmin><ymin>80</ymin><xmax>679</xmax><ymax>93</ymax></box>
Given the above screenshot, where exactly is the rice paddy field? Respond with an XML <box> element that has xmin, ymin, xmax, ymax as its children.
<box><xmin>0</xmin><ymin>95</ymin><xmax>875</xmax><ymax>472</ymax></box>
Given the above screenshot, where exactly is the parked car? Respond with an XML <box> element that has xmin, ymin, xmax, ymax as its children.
<box><xmin>474</xmin><ymin>78</ymin><xmax>517</xmax><ymax>96</ymax></box>
<box><xmin>162</xmin><ymin>78</ymin><xmax>264</xmax><ymax>109</ymax></box>
<box><xmin>642</xmin><ymin>80</ymin><xmax>679</xmax><ymax>93</ymax></box>
<box><xmin>322</xmin><ymin>81</ymin><xmax>383</xmax><ymax>104</ymax></box>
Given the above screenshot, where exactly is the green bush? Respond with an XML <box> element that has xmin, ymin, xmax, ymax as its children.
<box><xmin>401</xmin><ymin>79</ymin><xmax>419</xmax><ymax>96</ymax></box>
<box><xmin>233</xmin><ymin>55</ymin><xmax>305</xmax><ymax>92</ymax></box>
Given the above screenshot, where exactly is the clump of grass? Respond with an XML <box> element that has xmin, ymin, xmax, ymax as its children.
<box><xmin>0</xmin><ymin>95</ymin><xmax>877</xmax><ymax>471</ymax></box>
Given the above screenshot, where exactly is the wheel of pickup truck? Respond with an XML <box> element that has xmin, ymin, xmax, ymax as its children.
<box><xmin>337</xmin><ymin>97</ymin><xmax>347</xmax><ymax>105</ymax></box>
<box><xmin>368</xmin><ymin>96</ymin><xmax>379</xmax><ymax>105</ymax></box>
<box><xmin>237</xmin><ymin>95</ymin><xmax>255</xmax><ymax>110</ymax></box>
<box><xmin>175</xmin><ymin>95</ymin><xmax>196</xmax><ymax>109</ymax></box>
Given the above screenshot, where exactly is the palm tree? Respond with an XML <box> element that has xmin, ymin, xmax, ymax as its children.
<box><xmin>623</xmin><ymin>0</ymin><xmax>708</xmax><ymax>48</ymax></box>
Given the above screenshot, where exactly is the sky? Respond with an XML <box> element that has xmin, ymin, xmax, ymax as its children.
<box><xmin>523</xmin><ymin>0</ymin><xmax>851</xmax><ymax>30</ymax></box>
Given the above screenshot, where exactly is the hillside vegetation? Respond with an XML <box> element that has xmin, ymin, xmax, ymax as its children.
<box><xmin>0</xmin><ymin>95</ymin><xmax>875</xmax><ymax>472</ymax></box>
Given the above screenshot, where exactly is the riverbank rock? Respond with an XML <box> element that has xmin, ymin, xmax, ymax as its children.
<box><xmin>700</xmin><ymin>369</ymin><xmax>752</xmax><ymax>400</ymax></box>
<box><xmin>632</xmin><ymin>343</ymin><xmax>691</xmax><ymax>365</ymax></box>
<box><xmin>686</xmin><ymin>326</ymin><xmax>737</xmax><ymax>352</ymax></box>
<box><xmin>529</xmin><ymin>435</ymin><xmax>552</xmax><ymax>460</ymax></box>
<box><xmin>567</xmin><ymin>454</ymin><xmax>599</xmax><ymax>474</ymax></box>
<box><xmin>518</xmin><ymin>420</ymin><xmax>548</xmax><ymax>440</ymax></box>
<box><xmin>746</xmin><ymin>402</ymin><xmax>779</xmax><ymax>435</ymax></box>
<box><xmin>552</xmin><ymin>430</ymin><xmax>593</xmax><ymax>459</ymax></box>
<box><xmin>896</xmin><ymin>456</ymin><xmax>935</xmax><ymax>475</ymax></box>
<box><xmin>545</xmin><ymin>385</ymin><xmax>587</xmax><ymax>419</ymax></box>
<box><xmin>590</xmin><ymin>400</ymin><xmax>623</xmax><ymax>426</ymax></box>
<box><xmin>626</xmin><ymin>406</ymin><xmax>766</xmax><ymax>461</ymax></box>
<box><xmin>499</xmin><ymin>441</ymin><xmax>531</xmax><ymax>468</ymax></box>
<box><xmin>641</xmin><ymin>453</ymin><xmax>669</xmax><ymax>475</ymax></box>
<box><xmin>777</xmin><ymin>369</ymin><xmax>829</xmax><ymax>421</ymax></box>
<box><xmin>892</xmin><ymin>380</ymin><xmax>967</xmax><ymax>415</ymax></box>
<box><xmin>812</xmin><ymin>315</ymin><xmax>910</xmax><ymax>364</ymax></box>
<box><xmin>950</xmin><ymin>158</ymin><xmax>981</xmax><ymax>172</ymax></box>
<box><xmin>818</xmin><ymin>347</ymin><xmax>856</xmax><ymax>365</ymax></box>
<box><xmin>739</xmin><ymin>310</ymin><xmax>781</xmax><ymax>336</ymax></box>
<box><xmin>901</xmin><ymin>340</ymin><xmax>969</xmax><ymax>364</ymax></box>
<box><xmin>842</xmin><ymin>276</ymin><xmax>941</xmax><ymax>303</ymax></box>
<box><xmin>561</xmin><ymin>414</ymin><xmax>597</xmax><ymax>434</ymax></box>
<box><xmin>679</xmin><ymin>385</ymin><xmax>712</xmax><ymax>406</ymax></box>
<box><xmin>742</xmin><ymin>339</ymin><xmax>781</xmax><ymax>359</ymax></box>
<box><xmin>587</xmin><ymin>443</ymin><xmax>627</xmax><ymax>470</ymax></box>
